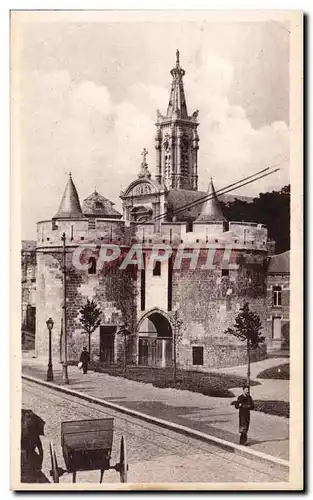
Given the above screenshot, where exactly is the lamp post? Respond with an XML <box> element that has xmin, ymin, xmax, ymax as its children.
<box><xmin>46</xmin><ymin>317</ymin><xmax>54</xmax><ymax>381</ymax></box>
<box><xmin>61</xmin><ymin>232</ymin><xmax>69</xmax><ymax>384</ymax></box>
<box><xmin>59</xmin><ymin>317</ymin><xmax>63</xmax><ymax>363</ymax></box>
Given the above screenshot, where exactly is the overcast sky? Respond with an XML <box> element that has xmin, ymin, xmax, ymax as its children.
<box><xmin>16</xmin><ymin>17</ymin><xmax>290</xmax><ymax>239</ymax></box>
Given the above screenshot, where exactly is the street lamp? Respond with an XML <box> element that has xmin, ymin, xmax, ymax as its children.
<box><xmin>46</xmin><ymin>317</ymin><xmax>54</xmax><ymax>381</ymax></box>
<box><xmin>61</xmin><ymin>232</ymin><xmax>69</xmax><ymax>384</ymax></box>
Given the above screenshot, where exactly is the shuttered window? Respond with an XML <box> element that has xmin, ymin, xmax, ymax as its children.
<box><xmin>192</xmin><ymin>346</ymin><xmax>204</xmax><ymax>366</ymax></box>
<box><xmin>272</xmin><ymin>286</ymin><xmax>282</xmax><ymax>306</ymax></box>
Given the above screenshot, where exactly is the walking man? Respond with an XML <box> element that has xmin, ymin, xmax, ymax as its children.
<box><xmin>79</xmin><ymin>347</ymin><xmax>90</xmax><ymax>375</ymax></box>
<box><xmin>232</xmin><ymin>385</ymin><xmax>254</xmax><ymax>445</ymax></box>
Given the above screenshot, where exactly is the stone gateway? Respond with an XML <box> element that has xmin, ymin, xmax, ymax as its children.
<box><xmin>26</xmin><ymin>52</ymin><xmax>286</xmax><ymax>371</ymax></box>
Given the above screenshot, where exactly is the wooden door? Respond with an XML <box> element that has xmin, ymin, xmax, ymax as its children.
<box><xmin>100</xmin><ymin>326</ymin><xmax>116</xmax><ymax>364</ymax></box>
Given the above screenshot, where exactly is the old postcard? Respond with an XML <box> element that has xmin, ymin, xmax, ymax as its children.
<box><xmin>11</xmin><ymin>9</ymin><xmax>303</xmax><ymax>491</ymax></box>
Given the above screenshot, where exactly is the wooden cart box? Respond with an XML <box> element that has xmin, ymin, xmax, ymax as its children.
<box><xmin>61</xmin><ymin>418</ymin><xmax>114</xmax><ymax>473</ymax></box>
<box><xmin>49</xmin><ymin>417</ymin><xmax>127</xmax><ymax>483</ymax></box>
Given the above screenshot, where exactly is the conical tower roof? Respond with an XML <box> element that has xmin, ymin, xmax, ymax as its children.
<box><xmin>54</xmin><ymin>173</ymin><xmax>83</xmax><ymax>219</ymax></box>
<box><xmin>195</xmin><ymin>178</ymin><xmax>226</xmax><ymax>222</ymax></box>
<box><xmin>167</xmin><ymin>50</ymin><xmax>188</xmax><ymax>119</ymax></box>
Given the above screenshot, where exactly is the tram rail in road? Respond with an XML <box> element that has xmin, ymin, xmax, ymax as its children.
<box><xmin>20</xmin><ymin>378</ymin><xmax>289</xmax><ymax>485</ymax></box>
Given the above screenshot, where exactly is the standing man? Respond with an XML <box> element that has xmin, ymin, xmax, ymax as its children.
<box><xmin>79</xmin><ymin>347</ymin><xmax>90</xmax><ymax>375</ymax></box>
<box><xmin>232</xmin><ymin>385</ymin><xmax>254</xmax><ymax>445</ymax></box>
<box><xmin>21</xmin><ymin>410</ymin><xmax>48</xmax><ymax>483</ymax></box>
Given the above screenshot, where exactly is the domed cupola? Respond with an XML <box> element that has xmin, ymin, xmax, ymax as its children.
<box><xmin>82</xmin><ymin>190</ymin><xmax>122</xmax><ymax>219</ymax></box>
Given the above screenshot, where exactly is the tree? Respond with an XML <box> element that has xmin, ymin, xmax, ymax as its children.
<box><xmin>79</xmin><ymin>298</ymin><xmax>102</xmax><ymax>354</ymax></box>
<box><xmin>171</xmin><ymin>310</ymin><xmax>185</xmax><ymax>384</ymax></box>
<box><xmin>224</xmin><ymin>302</ymin><xmax>265</xmax><ymax>388</ymax></box>
<box><xmin>220</xmin><ymin>185</ymin><xmax>290</xmax><ymax>254</ymax></box>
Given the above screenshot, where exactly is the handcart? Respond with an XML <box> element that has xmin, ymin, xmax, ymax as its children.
<box><xmin>49</xmin><ymin>418</ymin><xmax>128</xmax><ymax>483</ymax></box>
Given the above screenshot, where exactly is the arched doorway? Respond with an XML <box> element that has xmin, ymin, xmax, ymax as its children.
<box><xmin>138</xmin><ymin>311</ymin><xmax>172</xmax><ymax>368</ymax></box>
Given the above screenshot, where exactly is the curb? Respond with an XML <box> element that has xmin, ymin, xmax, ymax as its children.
<box><xmin>22</xmin><ymin>374</ymin><xmax>289</xmax><ymax>472</ymax></box>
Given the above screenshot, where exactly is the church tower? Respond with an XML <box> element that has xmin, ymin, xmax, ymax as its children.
<box><xmin>155</xmin><ymin>50</ymin><xmax>199</xmax><ymax>191</ymax></box>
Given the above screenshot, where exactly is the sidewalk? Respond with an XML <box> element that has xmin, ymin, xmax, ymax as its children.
<box><xmin>208</xmin><ymin>356</ymin><xmax>289</xmax><ymax>379</ymax></box>
<box><xmin>22</xmin><ymin>356</ymin><xmax>289</xmax><ymax>461</ymax></box>
<box><xmin>209</xmin><ymin>357</ymin><xmax>290</xmax><ymax>402</ymax></box>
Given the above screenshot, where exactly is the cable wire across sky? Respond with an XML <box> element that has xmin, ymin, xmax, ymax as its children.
<box><xmin>128</xmin><ymin>166</ymin><xmax>281</xmax><ymax>232</ymax></box>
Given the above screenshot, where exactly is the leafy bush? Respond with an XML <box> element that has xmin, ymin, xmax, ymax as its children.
<box><xmin>254</xmin><ymin>400</ymin><xmax>289</xmax><ymax>418</ymax></box>
<box><xmin>257</xmin><ymin>363</ymin><xmax>289</xmax><ymax>380</ymax></box>
<box><xmin>153</xmin><ymin>379</ymin><xmax>234</xmax><ymax>397</ymax></box>
<box><xmin>87</xmin><ymin>362</ymin><xmax>259</xmax><ymax>398</ymax></box>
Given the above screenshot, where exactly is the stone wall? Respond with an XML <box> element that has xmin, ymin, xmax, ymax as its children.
<box><xmin>35</xmin><ymin>247</ymin><xmax>136</xmax><ymax>363</ymax></box>
<box><xmin>172</xmin><ymin>248</ymin><xmax>268</xmax><ymax>370</ymax></box>
<box><xmin>34</xmin><ymin>228</ymin><xmax>271</xmax><ymax>370</ymax></box>
<box><xmin>178</xmin><ymin>343</ymin><xmax>267</xmax><ymax>371</ymax></box>
<box><xmin>37</xmin><ymin>218</ymin><xmax>126</xmax><ymax>248</ymax></box>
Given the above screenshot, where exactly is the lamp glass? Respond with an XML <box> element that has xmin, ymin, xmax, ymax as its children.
<box><xmin>46</xmin><ymin>318</ymin><xmax>54</xmax><ymax>329</ymax></box>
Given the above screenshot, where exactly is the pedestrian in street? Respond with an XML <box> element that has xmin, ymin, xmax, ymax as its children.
<box><xmin>231</xmin><ymin>385</ymin><xmax>254</xmax><ymax>445</ymax></box>
<box><xmin>79</xmin><ymin>346</ymin><xmax>90</xmax><ymax>374</ymax></box>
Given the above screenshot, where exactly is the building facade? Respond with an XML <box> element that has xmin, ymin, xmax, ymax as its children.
<box><xmin>31</xmin><ymin>52</ymin><xmax>284</xmax><ymax>370</ymax></box>
<box><xmin>265</xmin><ymin>251</ymin><xmax>290</xmax><ymax>351</ymax></box>
<box><xmin>21</xmin><ymin>240</ymin><xmax>37</xmax><ymax>347</ymax></box>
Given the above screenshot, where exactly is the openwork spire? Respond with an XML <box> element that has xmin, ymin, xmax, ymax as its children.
<box><xmin>167</xmin><ymin>49</ymin><xmax>188</xmax><ymax>118</ymax></box>
<box><xmin>196</xmin><ymin>178</ymin><xmax>226</xmax><ymax>222</ymax></box>
<box><xmin>154</xmin><ymin>50</ymin><xmax>200</xmax><ymax>190</ymax></box>
<box><xmin>54</xmin><ymin>173</ymin><xmax>83</xmax><ymax>219</ymax></box>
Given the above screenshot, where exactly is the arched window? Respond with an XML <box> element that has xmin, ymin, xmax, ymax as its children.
<box><xmin>88</xmin><ymin>257</ymin><xmax>97</xmax><ymax>275</ymax></box>
<box><xmin>153</xmin><ymin>261</ymin><xmax>161</xmax><ymax>276</ymax></box>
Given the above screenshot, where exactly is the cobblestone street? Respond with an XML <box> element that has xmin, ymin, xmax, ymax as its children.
<box><xmin>22</xmin><ymin>380</ymin><xmax>288</xmax><ymax>485</ymax></box>
<box><xmin>22</xmin><ymin>357</ymin><xmax>290</xmax><ymax>460</ymax></box>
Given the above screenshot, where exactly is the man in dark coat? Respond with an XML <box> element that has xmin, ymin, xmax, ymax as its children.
<box><xmin>21</xmin><ymin>409</ymin><xmax>49</xmax><ymax>483</ymax></box>
<box><xmin>80</xmin><ymin>347</ymin><xmax>90</xmax><ymax>374</ymax></box>
<box><xmin>231</xmin><ymin>385</ymin><xmax>254</xmax><ymax>445</ymax></box>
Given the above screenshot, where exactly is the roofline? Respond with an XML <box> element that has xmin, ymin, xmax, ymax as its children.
<box><xmin>37</xmin><ymin>217</ymin><xmax>124</xmax><ymax>224</ymax></box>
<box><xmin>121</xmin><ymin>178</ymin><xmax>164</xmax><ymax>198</ymax></box>
<box><xmin>268</xmin><ymin>271</ymin><xmax>290</xmax><ymax>275</ymax></box>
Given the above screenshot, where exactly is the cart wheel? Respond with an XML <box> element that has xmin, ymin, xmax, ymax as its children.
<box><xmin>49</xmin><ymin>442</ymin><xmax>59</xmax><ymax>483</ymax></box>
<box><xmin>119</xmin><ymin>435</ymin><xmax>128</xmax><ymax>483</ymax></box>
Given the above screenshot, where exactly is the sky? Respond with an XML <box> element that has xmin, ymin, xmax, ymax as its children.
<box><xmin>15</xmin><ymin>17</ymin><xmax>290</xmax><ymax>239</ymax></box>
